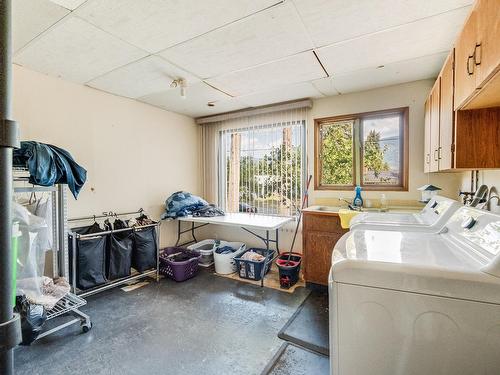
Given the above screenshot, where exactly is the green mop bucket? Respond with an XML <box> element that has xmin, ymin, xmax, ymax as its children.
<box><xmin>11</xmin><ymin>222</ymin><xmax>20</xmax><ymax>306</ymax></box>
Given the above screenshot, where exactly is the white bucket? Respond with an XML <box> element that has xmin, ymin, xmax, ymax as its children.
<box><xmin>212</xmin><ymin>241</ymin><xmax>246</xmax><ymax>274</ymax></box>
<box><xmin>187</xmin><ymin>239</ymin><xmax>217</xmax><ymax>268</ymax></box>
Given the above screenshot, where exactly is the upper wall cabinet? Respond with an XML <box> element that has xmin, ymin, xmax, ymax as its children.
<box><xmin>455</xmin><ymin>0</ymin><xmax>500</xmax><ymax>110</ymax></box>
<box><xmin>425</xmin><ymin>47</ymin><xmax>500</xmax><ymax>171</ymax></box>
<box><xmin>425</xmin><ymin>0</ymin><xmax>500</xmax><ymax>172</ymax></box>
<box><xmin>424</xmin><ymin>52</ymin><xmax>456</xmax><ymax>172</ymax></box>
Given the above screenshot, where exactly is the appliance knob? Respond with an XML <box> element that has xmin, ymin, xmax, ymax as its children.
<box><xmin>462</xmin><ymin>216</ymin><xmax>476</xmax><ymax>229</ymax></box>
<box><xmin>430</xmin><ymin>201</ymin><xmax>438</xmax><ymax>209</ymax></box>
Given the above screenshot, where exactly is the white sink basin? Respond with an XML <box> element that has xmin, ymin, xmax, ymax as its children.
<box><xmin>304</xmin><ymin>206</ymin><xmax>421</xmax><ymax>214</ymax></box>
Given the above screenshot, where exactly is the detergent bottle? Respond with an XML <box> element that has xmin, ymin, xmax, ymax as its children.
<box><xmin>353</xmin><ymin>185</ymin><xmax>363</xmax><ymax>208</ymax></box>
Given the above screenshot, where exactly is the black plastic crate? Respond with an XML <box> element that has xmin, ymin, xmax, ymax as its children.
<box><xmin>234</xmin><ymin>248</ymin><xmax>275</xmax><ymax>281</ymax></box>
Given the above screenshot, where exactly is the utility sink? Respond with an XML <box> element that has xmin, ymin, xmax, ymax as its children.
<box><xmin>304</xmin><ymin>206</ymin><xmax>421</xmax><ymax>214</ymax></box>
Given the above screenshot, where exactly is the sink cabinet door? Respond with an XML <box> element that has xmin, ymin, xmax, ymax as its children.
<box><xmin>303</xmin><ymin>213</ymin><xmax>347</xmax><ymax>285</ymax></box>
<box><xmin>303</xmin><ymin>224</ymin><xmax>346</xmax><ymax>285</ymax></box>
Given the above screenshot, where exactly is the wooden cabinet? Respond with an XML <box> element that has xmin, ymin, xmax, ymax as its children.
<box><xmin>455</xmin><ymin>0</ymin><xmax>500</xmax><ymax>109</ymax></box>
<box><xmin>429</xmin><ymin>78</ymin><xmax>441</xmax><ymax>172</ymax></box>
<box><xmin>439</xmin><ymin>53</ymin><xmax>455</xmax><ymax>170</ymax></box>
<box><xmin>424</xmin><ymin>98</ymin><xmax>431</xmax><ymax>173</ymax></box>
<box><xmin>455</xmin><ymin>108</ymin><xmax>500</xmax><ymax>169</ymax></box>
<box><xmin>455</xmin><ymin>7</ymin><xmax>478</xmax><ymax>109</ymax></box>
<box><xmin>475</xmin><ymin>0</ymin><xmax>500</xmax><ymax>87</ymax></box>
<box><xmin>425</xmin><ymin>47</ymin><xmax>500</xmax><ymax>171</ymax></box>
<box><xmin>302</xmin><ymin>211</ymin><xmax>347</xmax><ymax>286</ymax></box>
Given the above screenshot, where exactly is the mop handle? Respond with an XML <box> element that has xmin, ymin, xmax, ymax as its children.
<box><xmin>287</xmin><ymin>175</ymin><xmax>312</xmax><ymax>262</ymax></box>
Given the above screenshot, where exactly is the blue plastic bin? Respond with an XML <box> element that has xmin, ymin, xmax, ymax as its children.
<box><xmin>234</xmin><ymin>248</ymin><xmax>275</xmax><ymax>281</ymax></box>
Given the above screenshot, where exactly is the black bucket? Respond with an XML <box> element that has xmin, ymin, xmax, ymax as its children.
<box><xmin>276</xmin><ymin>253</ymin><xmax>302</xmax><ymax>289</ymax></box>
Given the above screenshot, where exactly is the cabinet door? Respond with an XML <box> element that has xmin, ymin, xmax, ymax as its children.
<box><xmin>439</xmin><ymin>52</ymin><xmax>455</xmax><ymax>170</ymax></box>
<box><xmin>454</xmin><ymin>8</ymin><xmax>478</xmax><ymax>109</ymax></box>
<box><xmin>475</xmin><ymin>0</ymin><xmax>500</xmax><ymax>87</ymax></box>
<box><xmin>304</xmin><ymin>231</ymin><xmax>343</xmax><ymax>285</ymax></box>
<box><xmin>424</xmin><ymin>98</ymin><xmax>432</xmax><ymax>173</ymax></box>
<box><xmin>429</xmin><ymin>79</ymin><xmax>441</xmax><ymax>172</ymax></box>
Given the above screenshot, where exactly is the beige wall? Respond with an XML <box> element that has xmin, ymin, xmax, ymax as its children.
<box><xmin>13</xmin><ymin>65</ymin><xmax>201</xmax><ymax>246</ymax></box>
<box><xmin>196</xmin><ymin>80</ymin><xmax>464</xmax><ymax>252</ymax></box>
<box><xmin>310</xmin><ymin>79</ymin><xmax>463</xmax><ymax>205</ymax></box>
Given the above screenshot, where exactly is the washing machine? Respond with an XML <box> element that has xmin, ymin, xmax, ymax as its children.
<box><xmin>349</xmin><ymin>195</ymin><xmax>461</xmax><ymax>232</ymax></box>
<box><xmin>329</xmin><ymin>206</ymin><xmax>500</xmax><ymax>375</ymax></box>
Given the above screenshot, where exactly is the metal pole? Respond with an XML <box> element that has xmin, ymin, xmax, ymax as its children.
<box><xmin>0</xmin><ymin>0</ymin><xmax>20</xmax><ymax>373</ymax></box>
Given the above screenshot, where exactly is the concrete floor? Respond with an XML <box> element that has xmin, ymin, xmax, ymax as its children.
<box><xmin>14</xmin><ymin>270</ymin><xmax>310</xmax><ymax>375</ymax></box>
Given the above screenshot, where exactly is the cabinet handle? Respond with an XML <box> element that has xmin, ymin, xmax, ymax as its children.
<box><xmin>467</xmin><ymin>55</ymin><xmax>475</xmax><ymax>75</ymax></box>
<box><xmin>438</xmin><ymin>147</ymin><xmax>442</xmax><ymax>160</ymax></box>
<box><xmin>474</xmin><ymin>43</ymin><xmax>482</xmax><ymax>66</ymax></box>
<box><xmin>434</xmin><ymin>149</ymin><xmax>439</xmax><ymax>161</ymax></box>
<box><xmin>426</xmin><ymin>154</ymin><xmax>430</xmax><ymax>164</ymax></box>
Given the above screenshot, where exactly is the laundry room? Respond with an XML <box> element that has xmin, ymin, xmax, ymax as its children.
<box><xmin>0</xmin><ymin>1</ymin><xmax>499</xmax><ymax>375</ymax></box>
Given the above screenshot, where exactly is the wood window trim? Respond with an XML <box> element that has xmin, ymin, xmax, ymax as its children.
<box><xmin>314</xmin><ymin>115</ymin><xmax>356</xmax><ymax>191</ymax></box>
<box><xmin>314</xmin><ymin>107</ymin><xmax>409</xmax><ymax>191</ymax></box>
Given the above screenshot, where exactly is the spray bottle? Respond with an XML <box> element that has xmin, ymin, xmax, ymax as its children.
<box><xmin>353</xmin><ymin>185</ymin><xmax>363</xmax><ymax>208</ymax></box>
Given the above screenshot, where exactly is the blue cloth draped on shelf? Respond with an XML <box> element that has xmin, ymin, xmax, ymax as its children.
<box><xmin>13</xmin><ymin>141</ymin><xmax>87</xmax><ymax>199</ymax></box>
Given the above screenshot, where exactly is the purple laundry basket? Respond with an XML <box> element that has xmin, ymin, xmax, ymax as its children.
<box><xmin>159</xmin><ymin>247</ymin><xmax>202</xmax><ymax>282</ymax></box>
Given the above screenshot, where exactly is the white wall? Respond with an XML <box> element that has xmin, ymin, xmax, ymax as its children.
<box><xmin>196</xmin><ymin>80</ymin><xmax>463</xmax><ymax>252</ymax></box>
<box><xmin>13</xmin><ymin>65</ymin><xmax>201</xmax><ymax>246</ymax></box>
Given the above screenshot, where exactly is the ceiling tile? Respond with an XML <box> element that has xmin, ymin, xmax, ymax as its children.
<box><xmin>138</xmin><ymin>82</ymin><xmax>234</xmax><ymax>117</ymax></box>
<box><xmin>159</xmin><ymin>3</ymin><xmax>313</xmax><ymax>79</ymax></box>
<box><xmin>311</xmin><ymin>77</ymin><xmax>339</xmax><ymax>97</ymax></box>
<box><xmin>14</xmin><ymin>16</ymin><xmax>148</xmax><ymax>84</ymax></box>
<box><xmin>293</xmin><ymin>0</ymin><xmax>473</xmax><ymax>47</ymax></box>
<box><xmin>207</xmin><ymin>52</ymin><xmax>326</xmax><ymax>96</ymax></box>
<box><xmin>239</xmin><ymin>82</ymin><xmax>323</xmax><ymax>107</ymax></box>
<box><xmin>13</xmin><ymin>0</ymin><xmax>69</xmax><ymax>52</ymax></box>
<box><xmin>315</xmin><ymin>7</ymin><xmax>470</xmax><ymax>76</ymax></box>
<box><xmin>76</xmin><ymin>0</ymin><xmax>282</xmax><ymax>53</ymax></box>
<box><xmin>87</xmin><ymin>56</ymin><xmax>200</xmax><ymax>99</ymax></box>
<box><xmin>331</xmin><ymin>52</ymin><xmax>448</xmax><ymax>94</ymax></box>
<box><xmin>49</xmin><ymin>0</ymin><xmax>87</xmax><ymax>10</ymax></box>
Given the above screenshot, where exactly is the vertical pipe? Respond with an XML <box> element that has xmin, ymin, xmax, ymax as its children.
<box><xmin>0</xmin><ymin>0</ymin><xmax>15</xmax><ymax>373</ymax></box>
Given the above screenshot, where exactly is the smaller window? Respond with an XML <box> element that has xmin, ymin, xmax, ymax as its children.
<box><xmin>315</xmin><ymin>108</ymin><xmax>408</xmax><ymax>191</ymax></box>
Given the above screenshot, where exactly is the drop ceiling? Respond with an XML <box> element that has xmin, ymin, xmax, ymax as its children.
<box><xmin>13</xmin><ymin>0</ymin><xmax>473</xmax><ymax>118</ymax></box>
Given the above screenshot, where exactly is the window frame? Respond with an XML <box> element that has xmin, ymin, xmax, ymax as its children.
<box><xmin>314</xmin><ymin>107</ymin><xmax>409</xmax><ymax>191</ymax></box>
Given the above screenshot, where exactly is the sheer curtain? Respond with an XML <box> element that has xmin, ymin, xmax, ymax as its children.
<box><xmin>199</xmin><ymin>101</ymin><xmax>310</xmax><ymax>216</ymax></box>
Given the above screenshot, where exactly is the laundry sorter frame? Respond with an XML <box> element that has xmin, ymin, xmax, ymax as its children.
<box><xmin>68</xmin><ymin>210</ymin><xmax>161</xmax><ymax>298</ymax></box>
<box><xmin>13</xmin><ymin>171</ymin><xmax>91</xmax><ymax>338</ymax></box>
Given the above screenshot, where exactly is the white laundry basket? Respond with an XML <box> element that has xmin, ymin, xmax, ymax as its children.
<box><xmin>187</xmin><ymin>239</ymin><xmax>217</xmax><ymax>268</ymax></box>
<box><xmin>213</xmin><ymin>241</ymin><xmax>246</xmax><ymax>274</ymax></box>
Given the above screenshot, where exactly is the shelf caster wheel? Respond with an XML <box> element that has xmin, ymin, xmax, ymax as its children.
<box><xmin>81</xmin><ymin>322</ymin><xmax>92</xmax><ymax>333</ymax></box>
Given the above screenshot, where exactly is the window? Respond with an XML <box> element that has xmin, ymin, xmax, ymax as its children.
<box><xmin>219</xmin><ymin>121</ymin><xmax>305</xmax><ymax>217</ymax></box>
<box><xmin>315</xmin><ymin>108</ymin><xmax>408</xmax><ymax>191</ymax></box>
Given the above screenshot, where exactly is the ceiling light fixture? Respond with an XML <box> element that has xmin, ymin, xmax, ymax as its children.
<box><xmin>170</xmin><ymin>78</ymin><xmax>187</xmax><ymax>99</ymax></box>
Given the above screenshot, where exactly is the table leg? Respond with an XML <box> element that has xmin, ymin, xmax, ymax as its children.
<box><xmin>261</xmin><ymin>230</ymin><xmax>270</xmax><ymax>287</ymax></box>
<box><xmin>175</xmin><ymin>221</ymin><xmax>181</xmax><ymax>246</ymax></box>
<box><xmin>275</xmin><ymin>228</ymin><xmax>280</xmax><ymax>254</ymax></box>
<box><xmin>191</xmin><ymin>222</ymin><xmax>198</xmax><ymax>243</ymax></box>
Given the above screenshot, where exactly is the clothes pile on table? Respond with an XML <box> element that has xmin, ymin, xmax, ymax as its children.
<box><xmin>161</xmin><ymin>191</ymin><xmax>224</xmax><ymax>219</ymax></box>
<box><xmin>13</xmin><ymin>141</ymin><xmax>87</xmax><ymax>199</ymax></box>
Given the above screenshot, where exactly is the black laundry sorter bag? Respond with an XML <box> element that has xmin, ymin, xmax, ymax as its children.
<box><xmin>132</xmin><ymin>226</ymin><xmax>157</xmax><ymax>272</ymax></box>
<box><xmin>75</xmin><ymin>235</ymin><xmax>107</xmax><ymax>290</ymax></box>
<box><xmin>107</xmin><ymin>232</ymin><xmax>133</xmax><ymax>280</ymax></box>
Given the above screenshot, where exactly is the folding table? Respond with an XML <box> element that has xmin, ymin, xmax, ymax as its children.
<box><xmin>175</xmin><ymin>213</ymin><xmax>293</xmax><ymax>286</ymax></box>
